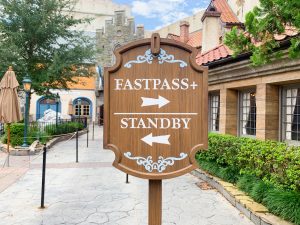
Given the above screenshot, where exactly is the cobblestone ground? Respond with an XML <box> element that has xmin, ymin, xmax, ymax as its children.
<box><xmin>0</xmin><ymin>126</ymin><xmax>254</xmax><ymax>225</ymax></box>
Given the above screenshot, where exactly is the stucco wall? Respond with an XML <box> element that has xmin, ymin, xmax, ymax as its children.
<box><xmin>30</xmin><ymin>89</ymin><xmax>97</xmax><ymax>122</ymax></box>
<box><xmin>145</xmin><ymin>10</ymin><xmax>205</xmax><ymax>38</ymax></box>
<box><xmin>201</xmin><ymin>16</ymin><xmax>221</xmax><ymax>53</ymax></box>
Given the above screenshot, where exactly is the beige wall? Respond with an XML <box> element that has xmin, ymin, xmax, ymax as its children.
<box><xmin>202</xmin><ymin>16</ymin><xmax>221</xmax><ymax>53</ymax></box>
<box><xmin>66</xmin><ymin>0</ymin><xmax>131</xmax><ymax>32</ymax></box>
<box><xmin>227</xmin><ymin>0</ymin><xmax>260</xmax><ymax>22</ymax></box>
<box><xmin>30</xmin><ymin>89</ymin><xmax>97</xmax><ymax>122</ymax></box>
<box><xmin>145</xmin><ymin>10</ymin><xmax>205</xmax><ymax>38</ymax></box>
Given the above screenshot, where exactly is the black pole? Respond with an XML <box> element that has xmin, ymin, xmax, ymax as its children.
<box><xmin>87</xmin><ymin>128</ymin><xmax>89</xmax><ymax>148</ymax></box>
<box><xmin>41</xmin><ymin>144</ymin><xmax>47</xmax><ymax>208</ymax></box>
<box><xmin>126</xmin><ymin>174</ymin><xmax>129</xmax><ymax>184</ymax></box>
<box><xmin>92</xmin><ymin>121</ymin><xmax>95</xmax><ymax>141</ymax></box>
<box><xmin>76</xmin><ymin>130</ymin><xmax>79</xmax><ymax>163</ymax></box>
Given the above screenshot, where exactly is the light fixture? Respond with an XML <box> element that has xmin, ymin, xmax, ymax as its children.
<box><xmin>22</xmin><ymin>75</ymin><xmax>32</xmax><ymax>93</ymax></box>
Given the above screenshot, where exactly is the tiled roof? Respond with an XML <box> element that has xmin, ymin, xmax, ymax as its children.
<box><xmin>196</xmin><ymin>44</ymin><xmax>232</xmax><ymax>65</ymax></box>
<box><xmin>167</xmin><ymin>31</ymin><xmax>202</xmax><ymax>48</ymax></box>
<box><xmin>205</xmin><ymin>0</ymin><xmax>240</xmax><ymax>24</ymax></box>
<box><xmin>196</xmin><ymin>28</ymin><xmax>299</xmax><ymax>65</ymax></box>
<box><xmin>167</xmin><ymin>34</ymin><xmax>180</xmax><ymax>42</ymax></box>
<box><xmin>187</xmin><ymin>31</ymin><xmax>202</xmax><ymax>48</ymax></box>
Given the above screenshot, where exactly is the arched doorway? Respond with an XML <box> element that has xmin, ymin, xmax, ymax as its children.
<box><xmin>37</xmin><ymin>96</ymin><xmax>61</xmax><ymax>120</ymax></box>
<box><xmin>73</xmin><ymin>97</ymin><xmax>92</xmax><ymax>119</ymax></box>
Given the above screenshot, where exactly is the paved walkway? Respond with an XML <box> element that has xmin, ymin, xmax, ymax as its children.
<box><xmin>0</xmin><ymin>126</ymin><xmax>254</xmax><ymax>225</ymax></box>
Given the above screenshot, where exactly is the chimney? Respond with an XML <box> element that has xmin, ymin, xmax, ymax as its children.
<box><xmin>201</xmin><ymin>1</ymin><xmax>222</xmax><ymax>52</ymax></box>
<box><xmin>180</xmin><ymin>21</ymin><xmax>190</xmax><ymax>43</ymax></box>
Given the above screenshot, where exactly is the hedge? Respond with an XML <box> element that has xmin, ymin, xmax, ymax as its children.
<box><xmin>196</xmin><ymin>133</ymin><xmax>300</xmax><ymax>224</ymax></box>
<box><xmin>197</xmin><ymin>160</ymin><xmax>300</xmax><ymax>225</ymax></box>
<box><xmin>197</xmin><ymin>133</ymin><xmax>300</xmax><ymax>191</ymax></box>
<box><xmin>1</xmin><ymin>122</ymin><xmax>84</xmax><ymax>147</ymax></box>
<box><xmin>45</xmin><ymin>122</ymin><xmax>84</xmax><ymax>135</ymax></box>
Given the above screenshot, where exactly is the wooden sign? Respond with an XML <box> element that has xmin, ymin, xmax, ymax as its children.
<box><xmin>104</xmin><ymin>34</ymin><xmax>208</xmax><ymax>180</ymax></box>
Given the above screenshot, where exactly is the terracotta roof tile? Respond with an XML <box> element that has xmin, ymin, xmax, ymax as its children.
<box><xmin>167</xmin><ymin>34</ymin><xmax>181</xmax><ymax>42</ymax></box>
<box><xmin>196</xmin><ymin>27</ymin><xmax>299</xmax><ymax>66</ymax></box>
<box><xmin>196</xmin><ymin>44</ymin><xmax>232</xmax><ymax>65</ymax></box>
<box><xmin>187</xmin><ymin>31</ymin><xmax>202</xmax><ymax>48</ymax></box>
<box><xmin>209</xmin><ymin>0</ymin><xmax>240</xmax><ymax>24</ymax></box>
<box><xmin>167</xmin><ymin>31</ymin><xmax>202</xmax><ymax>48</ymax></box>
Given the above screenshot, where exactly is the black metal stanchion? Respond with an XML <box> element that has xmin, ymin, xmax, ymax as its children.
<box><xmin>92</xmin><ymin>121</ymin><xmax>95</xmax><ymax>141</ymax></box>
<box><xmin>41</xmin><ymin>144</ymin><xmax>47</xmax><ymax>208</ymax></box>
<box><xmin>87</xmin><ymin>128</ymin><xmax>89</xmax><ymax>148</ymax></box>
<box><xmin>76</xmin><ymin>130</ymin><xmax>79</xmax><ymax>163</ymax></box>
<box><xmin>126</xmin><ymin>174</ymin><xmax>129</xmax><ymax>184</ymax></box>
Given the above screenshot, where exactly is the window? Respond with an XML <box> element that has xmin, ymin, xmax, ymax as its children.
<box><xmin>240</xmin><ymin>91</ymin><xmax>256</xmax><ymax>136</ymax></box>
<box><xmin>209</xmin><ymin>93</ymin><xmax>220</xmax><ymax>132</ymax></box>
<box><xmin>282</xmin><ymin>87</ymin><xmax>300</xmax><ymax>141</ymax></box>
<box><xmin>74</xmin><ymin>99</ymin><xmax>91</xmax><ymax>116</ymax></box>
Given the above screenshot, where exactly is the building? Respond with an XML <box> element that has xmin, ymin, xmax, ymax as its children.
<box><xmin>95</xmin><ymin>10</ymin><xmax>144</xmax><ymax>123</ymax></box>
<box><xmin>29</xmin><ymin>1</ymin><xmax>139</xmax><ymax>124</ymax></box>
<box><xmin>145</xmin><ymin>10</ymin><xmax>205</xmax><ymax>38</ymax></box>
<box><xmin>66</xmin><ymin>0</ymin><xmax>131</xmax><ymax>33</ymax></box>
<box><xmin>167</xmin><ymin>21</ymin><xmax>202</xmax><ymax>53</ymax></box>
<box><xmin>30</xmin><ymin>69</ymin><xmax>98</xmax><ymax>123</ymax></box>
<box><xmin>96</xmin><ymin>10</ymin><xmax>144</xmax><ymax>68</ymax></box>
<box><xmin>192</xmin><ymin>0</ymin><xmax>300</xmax><ymax>144</ymax></box>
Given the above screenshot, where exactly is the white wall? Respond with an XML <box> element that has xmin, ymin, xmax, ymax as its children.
<box><xmin>30</xmin><ymin>89</ymin><xmax>97</xmax><ymax>122</ymax></box>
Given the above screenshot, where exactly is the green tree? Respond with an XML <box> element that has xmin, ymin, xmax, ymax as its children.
<box><xmin>0</xmin><ymin>0</ymin><xmax>96</xmax><ymax>94</ymax></box>
<box><xmin>224</xmin><ymin>0</ymin><xmax>300</xmax><ymax>66</ymax></box>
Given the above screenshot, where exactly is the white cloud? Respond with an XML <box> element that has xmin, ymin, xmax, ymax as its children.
<box><xmin>192</xmin><ymin>7</ymin><xmax>206</xmax><ymax>14</ymax></box>
<box><xmin>132</xmin><ymin>0</ymin><xmax>189</xmax><ymax>29</ymax></box>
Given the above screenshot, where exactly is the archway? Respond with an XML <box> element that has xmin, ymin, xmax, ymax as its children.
<box><xmin>37</xmin><ymin>96</ymin><xmax>61</xmax><ymax>120</ymax></box>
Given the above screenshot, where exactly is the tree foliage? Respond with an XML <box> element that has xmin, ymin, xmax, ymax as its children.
<box><xmin>0</xmin><ymin>0</ymin><xmax>96</xmax><ymax>94</ymax></box>
<box><xmin>224</xmin><ymin>0</ymin><xmax>300</xmax><ymax>66</ymax></box>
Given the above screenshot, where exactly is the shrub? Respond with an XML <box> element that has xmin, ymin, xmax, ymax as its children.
<box><xmin>1</xmin><ymin>121</ymin><xmax>83</xmax><ymax>147</ymax></box>
<box><xmin>197</xmin><ymin>133</ymin><xmax>300</xmax><ymax>224</ymax></box>
<box><xmin>45</xmin><ymin>122</ymin><xmax>84</xmax><ymax>136</ymax></box>
<box><xmin>1</xmin><ymin>123</ymin><xmax>49</xmax><ymax>146</ymax></box>
<box><xmin>198</xmin><ymin>133</ymin><xmax>300</xmax><ymax>191</ymax></box>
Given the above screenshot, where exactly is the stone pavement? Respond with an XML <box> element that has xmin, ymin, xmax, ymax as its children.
<box><xmin>0</xmin><ymin>126</ymin><xmax>254</xmax><ymax>225</ymax></box>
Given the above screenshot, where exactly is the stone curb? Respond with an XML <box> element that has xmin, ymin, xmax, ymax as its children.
<box><xmin>191</xmin><ymin>169</ymin><xmax>294</xmax><ymax>225</ymax></box>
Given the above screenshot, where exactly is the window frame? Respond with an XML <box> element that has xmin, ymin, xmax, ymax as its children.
<box><xmin>238</xmin><ymin>89</ymin><xmax>257</xmax><ymax>138</ymax></box>
<box><xmin>208</xmin><ymin>92</ymin><xmax>220</xmax><ymax>133</ymax></box>
<box><xmin>281</xmin><ymin>84</ymin><xmax>300</xmax><ymax>145</ymax></box>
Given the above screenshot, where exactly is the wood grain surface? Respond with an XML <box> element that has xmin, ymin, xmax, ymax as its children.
<box><xmin>104</xmin><ymin>35</ymin><xmax>208</xmax><ymax>180</ymax></box>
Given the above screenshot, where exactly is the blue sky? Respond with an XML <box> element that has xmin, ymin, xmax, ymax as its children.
<box><xmin>112</xmin><ymin>0</ymin><xmax>210</xmax><ymax>30</ymax></box>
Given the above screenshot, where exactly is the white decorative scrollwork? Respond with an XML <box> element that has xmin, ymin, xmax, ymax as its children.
<box><xmin>158</xmin><ymin>49</ymin><xmax>187</xmax><ymax>68</ymax></box>
<box><xmin>124</xmin><ymin>152</ymin><xmax>188</xmax><ymax>173</ymax></box>
<box><xmin>124</xmin><ymin>48</ymin><xmax>187</xmax><ymax>68</ymax></box>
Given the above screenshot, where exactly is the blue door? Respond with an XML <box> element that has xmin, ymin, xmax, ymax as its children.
<box><xmin>37</xmin><ymin>97</ymin><xmax>61</xmax><ymax>120</ymax></box>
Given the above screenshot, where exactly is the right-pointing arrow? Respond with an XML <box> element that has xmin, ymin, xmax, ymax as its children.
<box><xmin>141</xmin><ymin>95</ymin><xmax>170</xmax><ymax>108</ymax></box>
<box><xmin>141</xmin><ymin>133</ymin><xmax>171</xmax><ymax>146</ymax></box>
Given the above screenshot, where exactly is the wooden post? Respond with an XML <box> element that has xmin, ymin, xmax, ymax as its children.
<box><xmin>149</xmin><ymin>180</ymin><xmax>162</xmax><ymax>225</ymax></box>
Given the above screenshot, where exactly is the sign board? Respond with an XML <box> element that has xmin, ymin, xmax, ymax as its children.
<box><xmin>104</xmin><ymin>34</ymin><xmax>208</xmax><ymax>180</ymax></box>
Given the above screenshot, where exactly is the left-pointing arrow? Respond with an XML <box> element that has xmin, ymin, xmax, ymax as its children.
<box><xmin>141</xmin><ymin>133</ymin><xmax>171</xmax><ymax>146</ymax></box>
<box><xmin>141</xmin><ymin>95</ymin><xmax>170</xmax><ymax>108</ymax></box>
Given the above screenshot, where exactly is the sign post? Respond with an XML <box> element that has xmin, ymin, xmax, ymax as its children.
<box><xmin>104</xmin><ymin>33</ymin><xmax>208</xmax><ymax>225</ymax></box>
